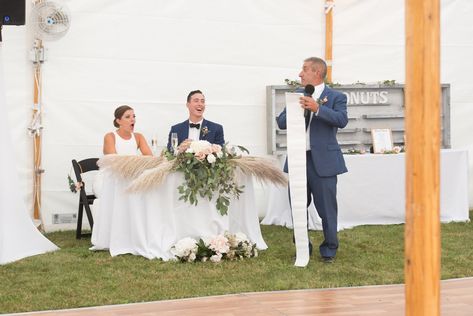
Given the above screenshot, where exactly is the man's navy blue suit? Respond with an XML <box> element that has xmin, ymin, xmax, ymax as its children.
<box><xmin>167</xmin><ymin>119</ymin><xmax>225</xmax><ymax>150</ymax></box>
<box><xmin>277</xmin><ymin>85</ymin><xmax>348</xmax><ymax>258</ymax></box>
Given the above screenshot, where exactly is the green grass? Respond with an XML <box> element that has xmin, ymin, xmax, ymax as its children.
<box><xmin>1</xmin><ymin>211</ymin><xmax>472</xmax><ymax>313</ymax></box>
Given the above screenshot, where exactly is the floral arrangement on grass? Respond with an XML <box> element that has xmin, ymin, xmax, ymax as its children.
<box><xmin>171</xmin><ymin>232</ymin><xmax>258</xmax><ymax>263</ymax></box>
<box><xmin>97</xmin><ymin>142</ymin><xmax>287</xmax><ymax>216</ymax></box>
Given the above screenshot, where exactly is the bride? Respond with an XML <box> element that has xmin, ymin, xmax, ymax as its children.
<box><xmin>91</xmin><ymin>105</ymin><xmax>152</xmax><ymax>250</ymax></box>
<box><xmin>103</xmin><ymin>105</ymin><xmax>152</xmax><ymax>156</ymax></box>
<box><xmin>92</xmin><ymin>105</ymin><xmax>152</xmax><ymax>197</ymax></box>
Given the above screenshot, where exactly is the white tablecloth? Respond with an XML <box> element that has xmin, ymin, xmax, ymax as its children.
<box><xmin>91</xmin><ymin>171</ymin><xmax>267</xmax><ymax>260</ymax></box>
<box><xmin>262</xmin><ymin>149</ymin><xmax>470</xmax><ymax>230</ymax></box>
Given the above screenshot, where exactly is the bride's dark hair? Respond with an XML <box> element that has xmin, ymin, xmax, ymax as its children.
<box><xmin>113</xmin><ymin>105</ymin><xmax>133</xmax><ymax>128</ymax></box>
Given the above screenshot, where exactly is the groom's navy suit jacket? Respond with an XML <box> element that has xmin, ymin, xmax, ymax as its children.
<box><xmin>277</xmin><ymin>85</ymin><xmax>348</xmax><ymax>177</ymax></box>
<box><xmin>167</xmin><ymin>119</ymin><xmax>225</xmax><ymax>150</ymax></box>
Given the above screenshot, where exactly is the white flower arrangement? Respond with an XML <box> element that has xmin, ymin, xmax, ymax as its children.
<box><xmin>186</xmin><ymin>140</ymin><xmax>213</xmax><ymax>154</ymax></box>
<box><xmin>166</xmin><ymin>141</ymin><xmax>243</xmax><ymax>215</ymax></box>
<box><xmin>206</xmin><ymin>153</ymin><xmax>216</xmax><ymax>164</ymax></box>
<box><xmin>208</xmin><ymin>234</ymin><xmax>230</xmax><ymax>254</ymax></box>
<box><xmin>210</xmin><ymin>254</ymin><xmax>223</xmax><ymax>263</ymax></box>
<box><xmin>170</xmin><ymin>237</ymin><xmax>198</xmax><ymax>262</ymax></box>
<box><xmin>172</xmin><ymin>232</ymin><xmax>258</xmax><ymax>263</ymax></box>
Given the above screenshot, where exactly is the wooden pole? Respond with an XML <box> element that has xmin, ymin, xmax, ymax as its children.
<box><xmin>32</xmin><ymin>39</ymin><xmax>43</xmax><ymax>226</ymax></box>
<box><xmin>324</xmin><ymin>0</ymin><xmax>334</xmax><ymax>83</ymax></box>
<box><xmin>405</xmin><ymin>0</ymin><xmax>440</xmax><ymax>315</ymax></box>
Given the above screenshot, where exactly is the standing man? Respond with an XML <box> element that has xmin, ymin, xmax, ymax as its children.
<box><xmin>167</xmin><ymin>90</ymin><xmax>225</xmax><ymax>150</ymax></box>
<box><xmin>277</xmin><ymin>57</ymin><xmax>348</xmax><ymax>263</ymax></box>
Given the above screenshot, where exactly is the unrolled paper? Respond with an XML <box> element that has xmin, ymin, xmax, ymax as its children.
<box><xmin>285</xmin><ymin>92</ymin><xmax>310</xmax><ymax>267</ymax></box>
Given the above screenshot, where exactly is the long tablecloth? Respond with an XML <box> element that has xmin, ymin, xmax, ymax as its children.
<box><xmin>91</xmin><ymin>171</ymin><xmax>267</xmax><ymax>260</ymax></box>
<box><xmin>262</xmin><ymin>149</ymin><xmax>470</xmax><ymax>230</ymax></box>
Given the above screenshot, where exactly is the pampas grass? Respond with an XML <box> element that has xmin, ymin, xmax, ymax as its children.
<box><xmin>97</xmin><ymin>154</ymin><xmax>287</xmax><ymax>193</ymax></box>
<box><xmin>98</xmin><ymin>155</ymin><xmax>164</xmax><ymax>179</ymax></box>
<box><xmin>231</xmin><ymin>156</ymin><xmax>287</xmax><ymax>186</ymax></box>
<box><xmin>127</xmin><ymin>160</ymin><xmax>176</xmax><ymax>192</ymax></box>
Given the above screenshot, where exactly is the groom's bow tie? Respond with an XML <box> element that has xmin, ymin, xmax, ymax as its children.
<box><xmin>189</xmin><ymin>123</ymin><xmax>200</xmax><ymax>129</ymax></box>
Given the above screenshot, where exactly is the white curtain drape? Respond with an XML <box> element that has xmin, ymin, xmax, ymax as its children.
<box><xmin>0</xmin><ymin>46</ymin><xmax>58</xmax><ymax>265</ymax></box>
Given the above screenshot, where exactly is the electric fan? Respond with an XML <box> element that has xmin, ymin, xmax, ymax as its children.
<box><xmin>30</xmin><ymin>0</ymin><xmax>71</xmax><ymax>41</ymax></box>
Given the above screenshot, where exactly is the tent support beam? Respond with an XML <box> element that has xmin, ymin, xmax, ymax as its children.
<box><xmin>32</xmin><ymin>39</ymin><xmax>44</xmax><ymax>230</ymax></box>
<box><xmin>405</xmin><ymin>0</ymin><xmax>441</xmax><ymax>315</ymax></box>
<box><xmin>324</xmin><ymin>0</ymin><xmax>334</xmax><ymax>83</ymax></box>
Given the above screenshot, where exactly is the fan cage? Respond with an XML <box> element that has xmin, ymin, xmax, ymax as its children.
<box><xmin>31</xmin><ymin>1</ymin><xmax>70</xmax><ymax>40</ymax></box>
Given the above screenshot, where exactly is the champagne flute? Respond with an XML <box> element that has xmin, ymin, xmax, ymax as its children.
<box><xmin>171</xmin><ymin>133</ymin><xmax>178</xmax><ymax>154</ymax></box>
<box><xmin>151</xmin><ymin>134</ymin><xmax>158</xmax><ymax>156</ymax></box>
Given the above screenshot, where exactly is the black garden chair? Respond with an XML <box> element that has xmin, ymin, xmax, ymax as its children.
<box><xmin>71</xmin><ymin>158</ymin><xmax>99</xmax><ymax>239</ymax></box>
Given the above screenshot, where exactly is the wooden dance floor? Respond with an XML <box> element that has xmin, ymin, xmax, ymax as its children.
<box><xmin>14</xmin><ymin>278</ymin><xmax>473</xmax><ymax>316</ymax></box>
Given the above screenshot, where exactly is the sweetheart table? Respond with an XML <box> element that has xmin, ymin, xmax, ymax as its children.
<box><xmin>91</xmin><ymin>169</ymin><xmax>267</xmax><ymax>260</ymax></box>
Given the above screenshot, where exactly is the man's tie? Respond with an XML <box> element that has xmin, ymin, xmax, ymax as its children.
<box><xmin>189</xmin><ymin>123</ymin><xmax>200</xmax><ymax>129</ymax></box>
<box><xmin>304</xmin><ymin>112</ymin><xmax>310</xmax><ymax>129</ymax></box>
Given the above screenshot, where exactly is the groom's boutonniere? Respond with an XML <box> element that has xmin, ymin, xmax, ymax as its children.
<box><xmin>316</xmin><ymin>96</ymin><xmax>328</xmax><ymax>105</ymax></box>
<box><xmin>201</xmin><ymin>126</ymin><xmax>209</xmax><ymax>137</ymax></box>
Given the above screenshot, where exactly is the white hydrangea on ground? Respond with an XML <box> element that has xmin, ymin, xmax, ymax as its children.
<box><xmin>172</xmin><ymin>232</ymin><xmax>257</xmax><ymax>263</ymax></box>
<box><xmin>171</xmin><ymin>237</ymin><xmax>198</xmax><ymax>262</ymax></box>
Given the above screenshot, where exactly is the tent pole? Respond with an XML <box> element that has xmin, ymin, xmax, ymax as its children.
<box><xmin>32</xmin><ymin>39</ymin><xmax>44</xmax><ymax>230</ymax></box>
<box><xmin>405</xmin><ymin>0</ymin><xmax>440</xmax><ymax>315</ymax></box>
<box><xmin>324</xmin><ymin>0</ymin><xmax>334</xmax><ymax>83</ymax></box>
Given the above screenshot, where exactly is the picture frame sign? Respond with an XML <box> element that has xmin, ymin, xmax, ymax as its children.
<box><xmin>371</xmin><ymin>128</ymin><xmax>393</xmax><ymax>153</ymax></box>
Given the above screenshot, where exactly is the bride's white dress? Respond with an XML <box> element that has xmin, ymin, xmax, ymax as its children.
<box><xmin>91</xmin><ymin>131</ymin><xmax>138</xmax><ymax>198</ymax></box>
<box><xmin>0</xmin><ymin>53</ymin><xmax>58</xmax><ymax>265</ymax></box>
<box><xmin>91</xmin><ymin>131</ymin><xmax>139</xmax><ymax>249</ymax></box>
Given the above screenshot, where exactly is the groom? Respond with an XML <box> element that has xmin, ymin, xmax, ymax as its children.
<box><xmin>277</xmin><ymin>57</ymin><xmax>348</xmax><ymax>263</ymax></box>
<box><xmin>167</xmin><ymin>90</ymin><xmax>225</xmax><ymax>151</ymax></box>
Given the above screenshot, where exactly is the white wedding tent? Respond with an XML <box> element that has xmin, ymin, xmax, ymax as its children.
<box><xmin>1</xmin><ymin>0</ymin><xmax>472</xmax><ymax>232</ymax></box>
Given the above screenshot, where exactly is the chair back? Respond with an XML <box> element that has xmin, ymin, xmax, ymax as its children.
<box><xmin>72</xmin><ymin>158</ymin><xmax>99</xmax><ymax>185</ymax></box>
<box><xmin>71</xmin><ymin>158</ymin><xmax>99</xmax><ymax>239</ymax></box>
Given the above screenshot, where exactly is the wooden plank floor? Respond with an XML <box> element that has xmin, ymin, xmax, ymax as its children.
<box><xmin>11</xmin><ymin>278</ymin><xmax>473</xmax><ymax>316</ymax></box>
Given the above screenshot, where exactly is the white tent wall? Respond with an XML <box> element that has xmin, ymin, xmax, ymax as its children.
<box><xmin>3</xmin><ymin>26</ymin><xmax>34</xmax><ymax>216</ymax></box>
<box><xmin>2</xmin><ymin>0</ymin><xmax>472</xmax><ymax>231</ymax></box>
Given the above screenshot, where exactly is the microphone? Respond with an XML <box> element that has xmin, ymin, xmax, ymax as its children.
<box><xmin>303</xmin><ymin>84</ymin><xmax>315</xmax><ymax>118</ymax></box>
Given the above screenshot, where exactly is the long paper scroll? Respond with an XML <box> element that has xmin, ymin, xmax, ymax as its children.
<box><xmin>285</xmin><ymin>92</ymin><xmax>309</xmax><ymax>267</ymax></box>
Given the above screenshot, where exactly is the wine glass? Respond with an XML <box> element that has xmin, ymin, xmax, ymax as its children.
<box><xmin>171</xmin><ymin>133</ymin><xmax>178</xmax><ymax>154</ymax></box>
<box><xmin>151</xmin><ymin>134</ymin><xmax>158</xmax><ymax>156</ymax></box>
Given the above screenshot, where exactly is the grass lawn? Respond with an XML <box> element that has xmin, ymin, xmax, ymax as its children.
<box><xmin>1</xmin><ymin>211</ymin><xmax>472</xmax><ymax>313</ymax></box>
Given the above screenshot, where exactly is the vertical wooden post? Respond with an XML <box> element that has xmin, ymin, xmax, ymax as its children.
<box><xmin>32</xmin><ymin>39</ymin><xmax>43</xmax><ymax>225</ymax></box>
<box><xmin>324</xmin><ymin>0</ymin><xmax>334</xmax><ymax>83</ymax></box>
<box><xmin>405</xmin><ymin>0</ymin><xmax>440</xmax><ymax>315</ymax></box>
